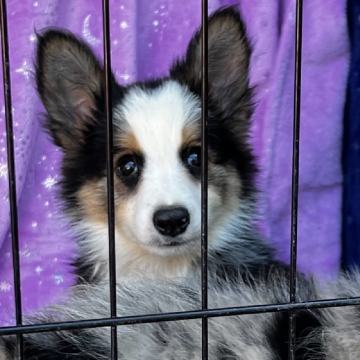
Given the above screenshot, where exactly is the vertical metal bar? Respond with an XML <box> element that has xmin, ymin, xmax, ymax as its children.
<box><xmin>102</xmin><ymin>1</ymin><xmax>118</xmax><ymax>359</ymax></box>
<box><xmin>0</xmin><ymin>0</ymin><xmax>23</xmax><ymax>358</ymax></box>
<box><xmin>201</xmin><ymin>0</ymin><xmax>208</xmax><ymax>359</ymax></box>
<box><xmin>288</xmin><ymin>0</ymin><xmax>303</xmax><ymax>359</ymax></box>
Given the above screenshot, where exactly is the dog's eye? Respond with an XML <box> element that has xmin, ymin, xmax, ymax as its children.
<box><xmin>182</xmin><ymin>147</ymin><xmax>201</xmax><ymax>174</ymax></box>
<box><xmin>116</xmin><ymin>154</ymin><xmax>141</xmax><ymax>186</ymax></box>
<box><xmin>186</xmin><ymin>148</ymin><xmax>201</xmax><ymax>168</ymax></box>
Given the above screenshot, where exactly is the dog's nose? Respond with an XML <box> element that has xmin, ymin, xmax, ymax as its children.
<box><xmin>153</xmin><ymin>207</ymin><xmax>190</xmax><ymax>237</ymax></box>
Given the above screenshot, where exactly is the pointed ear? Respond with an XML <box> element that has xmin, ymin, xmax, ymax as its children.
<box><xmin>171</xmin><ymin>7</ymin><xmax>252</xmax><ymax>127</ymax></box>
<box><xmin>36</xmin><ymin>30</ymin><xmax>106</xmax><ymax>152</ymax></box>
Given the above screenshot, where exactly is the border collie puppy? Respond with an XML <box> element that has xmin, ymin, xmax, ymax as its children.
<box><xmin>1</xmin><ymin>7</ymin><xmax>360</xmax><ymax>360</ymax></box>
<box><xmin>35</xmin><ymin>7</ymin><xmax>270</xmax><ymax>283</ymax></box>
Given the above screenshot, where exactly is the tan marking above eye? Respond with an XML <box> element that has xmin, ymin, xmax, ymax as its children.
<box><xmin>181</xmin><ymin>125</ymin><xmax>222</xmax><ymax>164</ymax></box>
<box><xmin>182</xmin><ymin>126</ymin><xmax>201</xmax><ymax>148</ymax></box>
<box><xmin>114</xmin><ymin>131</ymin><xmax>141</xmax><ymax>155</ymax></box>
<box><xmin>181</xmin><ymin>126</ymin><xmax>200</xmax><ymax>145</ymax></box>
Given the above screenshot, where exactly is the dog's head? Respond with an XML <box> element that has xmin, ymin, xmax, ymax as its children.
<box><xmin>36</xmin><ymin>8</ymin><xmax>256</xmax><ymax>265</ymax></box>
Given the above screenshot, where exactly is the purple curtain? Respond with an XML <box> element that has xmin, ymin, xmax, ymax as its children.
<box><xmin>0</xmin><ymin>0</ymin><xmax>349</xmax><ymax>325</ymax></box>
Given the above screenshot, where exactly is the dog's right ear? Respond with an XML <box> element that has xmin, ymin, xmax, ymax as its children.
<box><xmin>170</xmin><ymin>8</ymin><xmax>252</xmax><ymax>138</ymax></box>
<box><xmin>36</xmin><ymin>30</ymin><xmax>106</xmax><ymax>152</ymax></box>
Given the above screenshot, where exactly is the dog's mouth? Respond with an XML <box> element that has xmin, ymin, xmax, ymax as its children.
<box><xmin>159</xmin><ymin>240</ymin><xmax>188</xmax><ymax>247</ymax></box>
<box><xmin>148</xmin><ymin>237</ymin><xmax>198</xmax><ymax>249</ymax></box>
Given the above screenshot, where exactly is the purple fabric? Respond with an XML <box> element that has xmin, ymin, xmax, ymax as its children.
<box><xmin>0</xmin><ymin>0</ymin><xmax>349</xmax><ymax>325</ymax></box>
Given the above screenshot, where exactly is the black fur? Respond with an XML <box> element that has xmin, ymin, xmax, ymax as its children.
<box><xmin>171</xmin><ymin>7</ymin><xmax>256</xmax><ymax>197</ymax></box>
<box><xmin>36</xmin><ymin>29</ymin><xmax>125</xmax><ymax>207</ymax></box>
<box><xmin>3</xmin><ymin>333</ymin><xmax>104</xmax><ymax>360</ymax></box>
<box><xmin>215</xmin><ymin>344</ymin><xmax>238</xmax><ymax>359</ymax></box>
<box><xmin>269</xmin><ymin>310</ymin><xmax>324</xmax><ymax>360</ymax></box>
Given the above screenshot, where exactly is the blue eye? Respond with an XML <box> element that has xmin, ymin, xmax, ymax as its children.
<box><xmin>182</xmin><ymin>146</ymin><xmax>201</xmax><ymax>172</ymax></box>
<box><xmin>186</xmin><ymin>149</ymin><xmax>201</xmax><ymax>168</ymax></box>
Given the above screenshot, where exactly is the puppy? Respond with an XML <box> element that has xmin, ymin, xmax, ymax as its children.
<box><xmin>35</xmin><ymin>7</ymin><xmax>268</xmax><ymax>283</ymax></box>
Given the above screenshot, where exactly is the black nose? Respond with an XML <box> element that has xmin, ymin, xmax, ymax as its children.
<box><xmin>153</xmin><ymin>207</ymin><xmax>190</xmax><ymax>237</ymax></box>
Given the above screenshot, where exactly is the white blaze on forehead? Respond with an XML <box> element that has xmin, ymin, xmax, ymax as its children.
<box><xmin>113</xmin><ymin>80</ymin><xmax>202</xmax><ymax>249</ymax></box>
<box><xmin>116</xmin><ymin>80</ymin><xmax>200</xmax><ymax>164</ymax></box>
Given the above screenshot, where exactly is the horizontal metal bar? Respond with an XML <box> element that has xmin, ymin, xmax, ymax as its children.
<box><xmin>1</xmin><ymin>297</ymin><xmax>360</xmax><ymax>337</ymax></box>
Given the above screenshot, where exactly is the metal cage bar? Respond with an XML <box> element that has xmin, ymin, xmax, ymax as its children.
<box><xmin>102</xmin><ymin>0</ymin><xmax>118</xmax><ymax>359</ymax></box>
<box><xmin>0</xmin><ymin>0</ymin><xmax>24</xmax><ymax>358</ymax></box>
<box><xmin>288</xmin><ymin>0</ymin><xmax>304</xmax><ymax>358</ymax></box>
<box><xmin>1</xmin><ymin>296</ymin><xmax>360</xmax><ymax>337</ymax></box>
<box><xmin>200</xmin><ymin>0</ymin><xmax>209</xmax><ymax>358</ymax></box>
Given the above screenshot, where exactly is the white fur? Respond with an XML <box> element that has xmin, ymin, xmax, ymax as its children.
<box><xmin>75</xmin><ymin>219</ymin><xmax>197</xmax><ymax>280</ymax></box>
<box><xmin>115</xmin><ymin>81</ymin><xmax>204</xmax><ymax>255</ymax></box>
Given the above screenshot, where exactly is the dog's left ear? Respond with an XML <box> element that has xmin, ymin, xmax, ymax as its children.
<box><xmin>36</xmin><ymin>30</ymin><xmax>110</xmax><ymax>153</ymax></box>
<box><xmin>171</xmin><ymin>7</ymin><xmax>252</xmax><ymax>129</ymax></box>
